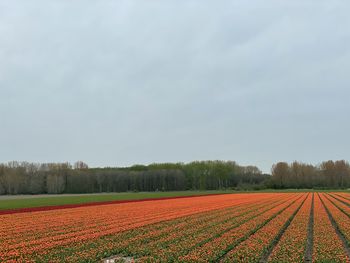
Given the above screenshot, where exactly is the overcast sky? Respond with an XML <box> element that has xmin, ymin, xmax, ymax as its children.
<box><xmin>1</xmin><ymin>1</ymin><xmax>349</xmax><ymax>173</ymax></box>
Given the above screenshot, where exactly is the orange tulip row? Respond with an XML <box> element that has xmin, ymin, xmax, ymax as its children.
<box><xmin>176</xmin><ymin>194</ymin><xmax>303</xmax><ymax>262</ymax></box>
<box><xmin>0</xmin><ymin>193</ymin><xmax>286</xmax><ymax>262</ymax></box>
<box><xmin>136</xmin><ymin>194</ymin><xmax>296</xmax><ymax>262</ymax></box>
<box><xmin>322</xmin><ymin>194</ymin><xmax>350</xmax><ymax>262</ymax></box>
<box><xmin>38</xmin><ymin>193</ymin><xmax>287</xmax><ymax>262</ymax></box>
<box><xmin>267</xmin><ymin>193</ymin><xmax>312</xmax><ymax>263</ymax></box>
<box><xmin>222</xmin><ymin>193</ymin><xmax>308</xmax><ymax>262</ymax></box>
<box><xmin>2</xmin><ymin>192</ymin><xmax>350</xmax><ymax>262</ymax></box>
<box><xmin>333</xmin><ymin>192</ymin><xmax>350</xmax><ymax>204</ymax></box>
<box><xmin>312</xmin><ymin>193</ymin><xmax>350</xmax><ymax>263</ymax></box>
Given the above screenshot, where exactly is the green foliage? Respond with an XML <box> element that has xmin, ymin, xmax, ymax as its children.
<box><xmin>271</xmin><ymin>160</ymin><xmax>350</xmax><ymax>189</ymax></box>
<box><xmin>0</xmin><ymin>190</ymin><xmax>230</xmax><ymax>210</ymax></box>
<box><xmin>0</xmin><ymin>161</ymin><xmax>265</xmax><ymax>195</ymax></box>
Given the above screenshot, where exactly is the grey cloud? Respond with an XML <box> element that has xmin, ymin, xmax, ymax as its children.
<box><xmin>1</xmin><ymin>0</ymin><xmax>350</xmax><ymax>172</ymax></box>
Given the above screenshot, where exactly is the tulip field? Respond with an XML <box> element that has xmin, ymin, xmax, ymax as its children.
<box><xmin>2</xmin><ymin>192</ymin><xmax>350</xmax><ymax>262</ymax></box>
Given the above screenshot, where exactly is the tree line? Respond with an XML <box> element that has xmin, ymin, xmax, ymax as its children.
<box><xmin>2</xmin><ymin>160</ymin><xmax>349</xmax><ymax>194</ymax></box>
<box><xmin>270</xmin><ymin>160</ymin><xmax>350</xmax><ymax>189</ymax></box>
<box><xmin>0</xmin><ymin>161</ymin><xmax>266</xmax><ymax>194</ymax></box>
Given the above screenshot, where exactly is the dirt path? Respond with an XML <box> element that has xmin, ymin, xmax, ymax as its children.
<box><xmin>304</xmin><ymin>193</ymin><xmax>314</xmax><ymax>262</ymax></box>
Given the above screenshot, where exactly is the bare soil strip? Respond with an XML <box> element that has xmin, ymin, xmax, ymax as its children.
<box><xmin>319</xmin><ymin>193</ymin><xmax>350</xmax><ymax>259</ymax></box>
<box><xmin>304</xmin><ymin>193</ymin><xmax>314</xmax><ymax>263</ymax></box>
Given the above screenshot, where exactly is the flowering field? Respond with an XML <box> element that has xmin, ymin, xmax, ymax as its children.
<box><xmin>1</xmin><ymin>192</ymin><xmax>350</xmax><ymax>262</ymax></box>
